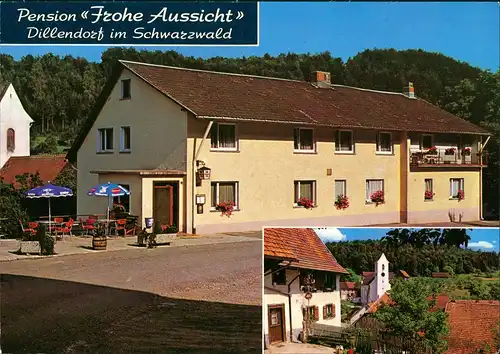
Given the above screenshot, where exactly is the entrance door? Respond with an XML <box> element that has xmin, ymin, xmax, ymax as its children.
<box><xmin>268</xmin><ymin>305</ymin><xmax>285</xmax><ymax>344</ymax></box>
<box><xmin>153</xmin><ymin>185</ymin><xmax>174</xmax><ymax>227</ymax></box>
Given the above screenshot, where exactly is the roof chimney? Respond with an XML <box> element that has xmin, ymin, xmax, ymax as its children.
<box><xmin>311</xmin><ymin>71</ymin><xmax>331</xmax><ymax>88</ymax></box>
<box><xmin>406</xmin><ymin>82</ymin><xmax>415</xmax><ymax>99</ymax></box>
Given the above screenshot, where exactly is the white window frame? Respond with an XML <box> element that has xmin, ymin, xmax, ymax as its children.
<box><xmin>97</xmin><ymin>128</ymin><xmax>114</xmax><ymax>153</ymax></box>
<box><xmin>211</xmin><ymin>123</ymin><xmax>238</xmax><ymax>152</ymax></box>
<box><xmin>449</xmin><ymin>178</ymin><xmax>464</xmax><ymax>199</ymax></box>
<box><xmin>120</xmin><ymin>79</ymin><xmax>131</xmax><ymax>99</ymax></box>
<box><xmin>120</xmin><ymin>126</ymin><xmax>131</xmax><ymax>152</ymax></box>
<box><xmin>376</xmin><ymin>132</ymin><xmax>393</xmax><ymax>154</ymax></box>
<box><xmin>335</xmin><ymin>130</ymin><xmax>354</xmax><ymax>154</ymax></box>
<box><xmin>293</xmin><ymin>180</ymin><xmax>317</xmax><ymax>207</ymax></box>
<box><xmin>210</xmin><ymin>181</ymin><xmax>239</xmax><ymax>210</ymax></box>
<box><xmin>293</xmin><ymin>127</ymin><xmax>316</xmax><ymax>153</ymax></box>
<box><xmin>334</xmin><ymin>180</ymin><xmax>347</xmax><ymax>198</ymax></box>
<box><xmin>365</xmin><ymin>179</ymin><xmax>384</xmax><ymax>203</ymax></box>
<box><xmin>421</xmin><ymin>134</ymin><xmax>434</xmax><ymax>150</ymax></box>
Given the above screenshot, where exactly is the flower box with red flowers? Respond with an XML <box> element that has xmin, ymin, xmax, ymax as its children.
<box><xmin>334</xmin><ymin>195</ymin><xmax>350</xmax><ymax>210</ymax></box>
<box><xmin>424</xmin><ymin>190</ymin><xmax>435</xmax><ymax>200</ymax></box>
<box><xmin>445</xmin><ymin>147</ymin><xmax>456</xmax><ymax>155</ymax></box>
<box><xmin>426</xmin><ymin>146</ymin><xmax>438</xmax><ymax>155</ymax></box>
<box><xmin>297</xmin><ymin>197</ymin><xmax>315</xmax><ymax>209</ymax></box>
<box><xmin>456</xmin><ymin>190</ymin><xmax>464</xmax><ymax>201</ymax></box>
<box><xmin>462</xmin><ymin>147</ymin><xmax>471</xmax><ymax>156</ymax></box>
<box><xmin>370</xmin><ymin>190</ymin><xmax>385</xmax><ymax>206</ymax></box>
<box><xmin>215</xmin><ymin>201</ymin><xmax>235</xmax><ymax>217</ymax></box>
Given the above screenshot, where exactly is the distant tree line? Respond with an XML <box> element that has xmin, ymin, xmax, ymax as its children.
<box><xmin>0</xmin><ymin>47</ymin><xmax>498</xmax><ymax>214</ymax></box>
<box><xmin>328</xmin><ymin>229</ymin><xmax>499</xmax><ymax>276</ymax></box>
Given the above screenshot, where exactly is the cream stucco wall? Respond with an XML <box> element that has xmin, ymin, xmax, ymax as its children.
<box><xmin>76</xmin><ymin>68</ymin><xmax>188</xmax><ymax>218</ymax></box>
<box><xmin>188</xmin><ymin>119</ymin><xmax>403</xmax><ymax>234</ymax></box>
<box><xmin>0</xmin><ymin>84</ymin><xmax>33</xmax><ymax>168</ymax></box>
<box><xmin>407</xmin><ymin>169</ymin><xmax>481</xmax><ymax>223</ymax></box>
<box><xmin>263</xmin><ymin>268</ymin><xmax>342</xmax><ymax>347</ymax></box>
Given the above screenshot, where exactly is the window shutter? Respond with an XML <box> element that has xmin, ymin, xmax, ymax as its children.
<box><xmin>323</xmin><ymin>305</ymin><xmax>327</xmax><ymax>319</ymax></box>
<box><xmin>332</xmin><ymin>304</ymin><xmax>336</xmax><ymax>318</ymax></box>
<box><xmin>314</xmin><ymin>306</ymin><xmax>319</xmax><ymax>321</ymax></box>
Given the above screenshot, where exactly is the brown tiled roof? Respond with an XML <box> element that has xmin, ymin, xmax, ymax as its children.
<box><xmin>340</xmin><ymin>281</ymin><xmax>356</xmax><ymax>290</ymax></box>
<box><xmin>432</xmin><ymin>272</ymin><xmax>451</xmax><ymax>278</ymax></box>
<box><xmin>264</xmin><ymin>228</ymin><xmax>348</xmax><ymax>274</ymax></box>
<box><xmin>444</xmin><ymin>300</ymin><xmax>500</xmax><ymax>354</ymax></box>
<box><xmin>366</xmin><ymin>292</ymin><xmax>394</xmax><ymax>314</ymax></box>
<box><xmin>67</xmin><ymin>61</ymin><xmax>489</xmax><ymax>162</ymax></box>
<box><xmin>428</xmin><ymin>293</ymin><xmax>450</xmax><ymax>312</ymax></box>
<box><xmin>122</xmin><ymin>61</ymin><xmax>489</xmax><ymax>135</ymax></box>
<box><xmin>0</xmin><ymin>155</ymin><xmax>67</xmax><ymax>187</ymax></box>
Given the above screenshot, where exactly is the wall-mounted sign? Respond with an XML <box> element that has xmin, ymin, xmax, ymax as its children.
<box><xmin>198</xmin><ymin>166</ymin><xmax>211</xmax><ymax>180</ymax></box>
<box><xmin>305</xmin><ymin>292</ymin><xmax>312</xmax><ymax>300</ymax></box>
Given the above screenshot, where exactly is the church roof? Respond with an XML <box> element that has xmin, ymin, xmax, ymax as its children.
<box><xmin>0</xmin><ymin>83</ymin><xmax>9</xmax><ymax>101</ymax></box>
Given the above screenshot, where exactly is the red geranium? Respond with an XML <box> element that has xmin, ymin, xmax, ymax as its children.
<box><xmin>216</xmin><ymin>201</ymin><xmax>235</xmax><ymax>217</ymax></box>
<box><xmin>334</xmin><ymin>195</ymin><xmax>350</xmax><ymax>210</ymax></box>
<box><xmin>298</xmin><ymin>197</ymin><xmax>315</xmax><ymax>209</ymax></box>
<box><xmin>370</xmin><ymin>190</ymin><xmax>385</xmax><ymax>206</ymax></box>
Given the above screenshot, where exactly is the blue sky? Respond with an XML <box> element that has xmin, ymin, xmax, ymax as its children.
<box><xmin>314</xmin><ymin>228</ymin><xmax>500</xmax><ymax>252</ymax></box>
<box><xmin>1</xmin><ymin>2</ymin><xmax>498</xmax><ymax>71</ymax></box>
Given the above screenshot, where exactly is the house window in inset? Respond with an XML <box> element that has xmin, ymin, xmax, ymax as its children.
<box><xmin>366</xmin><ymin>179</ymin><xmax>384</xmax><ymax>203</ymax></box>
<box><xmin>293</xmin><ymin>128</ymin><xmax>315</xmax><ymax>152</ymax></box>
<box><xmin>272</xmin><ymin>269</ymin><xmax>286</xmax><ymax>285</ymax></box>
<box><xmin>6</xmin><ymin>128</ymin><xmax>15</xmax><ymax>152</ymax></box>
<box><xmin>120</xmin><ymin>126</ymin><xmax>131</xmax><ymax>152</ymax></box>
<box><xmin>304</xmin><ymin>306</ymin><xmax>319</xmax><ymax>322</ymax></box>
<box><xmin>112</xmin><ymin>184</ymin><xmax>130</xmax><ymax>212</ymax></box>
<box><xmin>323</xmin><ymin>304</ymin><xmax>335</xmax><ymax>319</ymax></box>
<box><xmin>334</xmin><ymin>180</ymin><xmax>346</xmax><ymax>198</ymax></box>
<box><xmin>335</xmin><ymin>130</ymin><xmax>354</xmax><ymax>153</ymax></box>
<box><xmin>211</xmin><ymin>181</ymin><xmax>239</xmax><ymax>209</ymax></box>
<box><xmin>377</xmin><ymin>132</ymin><xmax>392</xmax><ymax>153</ymax></box>
<box><xmin>449</xmin><ymin>178</ymin><xmax>464</xmax><ymax>199</ymax></box>
<box><xmin>294</xmin><ymin>180</ymin><xmax>316</xmax><ymax>206</ymax></box>
<box><xmin>425</xmin><ymin>179</ymin><xmax>434</xmax><ymax>201</ymax></box>
<box><xmin>324</xmin><ymin>273</ymin><xmax>336</xmax><ymax>291</ymax></box>
<box><xmin>211</xmin><ymin>123</ymin><xmax>237</xmax><ymax>151</ymax></box>
<box><xmin>97</xmin><ymin>128</ymin><xmax>114</xmax><ymax>152</ymax></box>
<box><xmin>121</xmin><ymin>79</ymin><xmax>131</xmax><ymax>99</ymax></box>
<box><xmin>421</xmin><ymin>134</ymin><xmax>433</xmax><ymax>150</ymax></box>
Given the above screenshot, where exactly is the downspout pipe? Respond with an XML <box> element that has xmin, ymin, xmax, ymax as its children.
<box><xmin>287</xmin><ymin>274</ymin><xmax>300</xmax><ymax>342</ymax></box>
<box><xmin>479</xmin><ymin>136</ymin><xmax>491</xmax><ymax>220</ymax></box>
<box><xmin>192</xmin><ymin>120</ymin><xmax>214</xmax><ymax>234</ymax></box>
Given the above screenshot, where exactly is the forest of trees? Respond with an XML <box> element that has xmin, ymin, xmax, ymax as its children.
<box><xmin>328</xmin><ymin>228</ymin><xmax>499</xmax><ymax>276</ymax></box>
<box><xmin>0</xmin><ymin>47</ymin><xmax>498</xmax><ymax>212</ymax></box>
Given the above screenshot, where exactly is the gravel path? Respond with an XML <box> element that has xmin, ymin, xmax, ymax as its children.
<box><xmin>1</xmin><ymin>241</ymin><xmax>262</xmax><ymax>353</ymax></box>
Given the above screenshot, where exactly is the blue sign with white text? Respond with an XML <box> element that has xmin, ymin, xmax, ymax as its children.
<box><xmin>0</xmin><ymin>2</ymin><xmax>259</xmax><ymax>45</ymax></box>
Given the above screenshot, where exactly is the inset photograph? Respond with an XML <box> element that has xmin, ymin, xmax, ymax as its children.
<box><xmin>263</xmin><ymin>227</ymin><xmax>500</xmax><ymax>354</ymax></box>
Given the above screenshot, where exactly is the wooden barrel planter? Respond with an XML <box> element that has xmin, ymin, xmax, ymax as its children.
<box><xmin>92</xmin><ymin>235</ymin><xmax>107</xmax><ymax>250</ymax></box>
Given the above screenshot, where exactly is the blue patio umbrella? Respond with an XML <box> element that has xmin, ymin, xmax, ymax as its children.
<box><xmin>24</xmin><ymin>182</ymin><xmax>73</xmax><ymax>234</ymax></box>
<box><xmin>87</xmin><ymin>182</ymin><xmax>130</xmax><ymax>222</ymax></box>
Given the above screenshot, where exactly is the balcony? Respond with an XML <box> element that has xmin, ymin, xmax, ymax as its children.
<box><xmin>410</xmin><ymin>148</ymin><xmax>488</xmax><ymax>168</ymax></box>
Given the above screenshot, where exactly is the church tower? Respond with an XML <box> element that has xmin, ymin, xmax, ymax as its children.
<box><xmin>375</xmin><ymin>253</ymin><xmax>391</xmax><ymax>299</ymax></box>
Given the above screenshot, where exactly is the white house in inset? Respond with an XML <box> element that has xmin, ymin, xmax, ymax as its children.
<box><xmin>0</xmin><ymin>83</ymin><xmax>33</xmax><ymax>169</ymax></box>
<box><xmin>360</xmin><ymin>253</ymin><xmax>392</xmax><ymax>306</ymax></box>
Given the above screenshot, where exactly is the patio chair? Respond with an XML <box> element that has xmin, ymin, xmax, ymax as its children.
<box><xmin>80</xmin><ymin>217</ymin><xmax>96</xmax><ymax>236</ymax></box>
<box><xmin>19</xmin><ymin>220</ymin><xmax>37</xmax><ymax>237</ymax></box>
<box><xmin>55</xmin><ymin>218</ymin><xmax>74</xmax><ymax>238</ymax></box>
<box><xmin>115</xmin><ymin>218</ymin><xmax>127</xmax><ymax>236</ymax></box>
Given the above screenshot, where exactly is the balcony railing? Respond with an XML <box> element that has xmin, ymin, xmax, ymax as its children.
<box><xmin>410</xmin><ymin>148</ymin><xmax>488</xmax><ymax>167</ymax></box>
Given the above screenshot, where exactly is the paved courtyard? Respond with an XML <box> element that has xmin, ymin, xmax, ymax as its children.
<box><xmin>1</xmin><ymin>235</ymin><xmax>262</xmax><ymax>353</ymax></box>
<box><xmin>265</xmin><ymin>342</ymin><xmax>335</xmax><ymax>353</ymax></box>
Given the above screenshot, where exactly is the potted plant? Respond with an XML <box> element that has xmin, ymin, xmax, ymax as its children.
<box><xmin>426</xmin><ymin>146</ymin><xmax>438</xmax><ymax>155</ymax></box>
<box><xmin>456</xmin><ymin>189</ymin><xmax>465</xmax><ymax>201</ymax></box>
<box><xmin>444</xmin><ymin>147</ymin><xmax>456</xmax><ymax>163</ymax></box>
<box><xmin>370</xmin><ymin>190</ymin><xmax>384</xmax><ymax>206</ymax></box>
<box><xmin>445</xmin><ymin>147</ymin><xmax>456</xmax><ymax>155</ymax></box>
<box><xmin>297</xmin><ymin>197</ymin><xmax>315</xmax><ymax>209</ymax></box>
<box><xmin>424</xmin><ymin>190</ymin><xmax>435</xmax><ymax>201</ymax></box>
<box><xmin>19</xmin><ymin>227</ymin><xmax>41</xmax><ymax>255</ymax></box>
<box><xmin>92</xmin><ymin>223</ymin><xmax>107</xmax><ymax>250</ymax></box>
<box><xmin>216</xmin><ymin>201</ymin><xmax>235</xmax><ymax>217</ymax></box>
<box><xmin>37</xmin><ymin>223</ymin><xmax>55</xmax><ymax>255</ymax></box>
<box><xmin>335</xmin><ymin>195</ymin><xmax>350</xmax><ymax>210</ymax></box>
<box><xmin>111</xmin><ymin>202</ymin><xmax>127</xmax><ymax>219</ymax></box>
<box><xmin>463</xmin><ymin>147</ymin><xmax>472</xmax><ymax>163</ymax></box>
